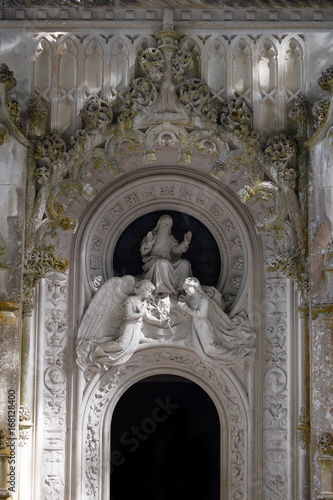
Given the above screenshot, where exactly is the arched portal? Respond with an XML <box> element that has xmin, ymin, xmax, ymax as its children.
<box><xmin>110</xmin><ymin>374</ymin><xmax>220</xmax><ymax>500</ymax></box>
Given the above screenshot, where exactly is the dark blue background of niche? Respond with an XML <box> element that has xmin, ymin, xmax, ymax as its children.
<box><xmin>112</xmin><ymin>210</ymin><xmax>221</xmax><ymax>286</ymax></box>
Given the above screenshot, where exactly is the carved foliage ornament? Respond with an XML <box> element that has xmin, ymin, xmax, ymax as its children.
<box><xmin>318</xmin><ymin>433</ymin><xmax>333</xmax><ymax>456</ymax></box>
<box><xmin>1</xmin><ymin>22</ymin><xmax>322</xmax><ymax>304</ymax></box>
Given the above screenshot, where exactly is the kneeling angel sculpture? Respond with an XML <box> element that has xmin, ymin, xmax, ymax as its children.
<box><xmin>77</xmin><ymin>277</ymin><xmax>169</xmax><ymax>378</ymax></box>
<box><xmin>177</xmin><ymin>277</ymin><xmax>255</xmax><ymax>364</ymax></box>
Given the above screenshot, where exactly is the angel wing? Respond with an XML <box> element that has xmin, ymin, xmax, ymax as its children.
<box><xmin>78</xmin><ymin>275</ymin><xmax>135</xmax><ymax>342</ymax></box>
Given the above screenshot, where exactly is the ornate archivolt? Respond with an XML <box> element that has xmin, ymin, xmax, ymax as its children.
<box><xmin>80</xmin><ymin>347</ymin><xmax>250</xmax><ymax>500</ymax></box>
<box><xmin>76</xmin><ymin>170</ymin><xmax>253</xmax><ymax>307</ymax></box>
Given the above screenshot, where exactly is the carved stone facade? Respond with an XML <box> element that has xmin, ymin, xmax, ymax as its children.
<box><xmin>0</xmin><ymin>3</ymin><xmax>333</xmax><ymax>500</ymax></box>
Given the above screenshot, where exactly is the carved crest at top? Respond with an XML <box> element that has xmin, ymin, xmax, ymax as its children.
<box><xmin>118</xmin><ymin>15</ymin><xmax>215</xmax><ymax>129</ymax></box>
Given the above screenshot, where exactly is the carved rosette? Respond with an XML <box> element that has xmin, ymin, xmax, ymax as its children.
<box><xmin>80</xmin><ymin>96</ymin><xmax>113</xmax><ymax>132</ymax></box>
<box><xmin>118</xmin><ymin>78</ymin><xmax>158</xmax><ymax>123</ymax></box>
<box><xmin>179</xmin><ymin>79</ymin><xmax>217</xmax><ymax>122</ymax></box>
<box><xmin>263</xmin><ymin>134</ymin><xmax>297</xmax><ymax>164</ymax></box>
<box><xmin>171</xmin><ymin>49</ymin><xmax>193</xmax><ymax>83</ymax></box>
<box><xmin>139</xmin><ymin>48</ymin><xmax>165</xmax><ymax>83</ymax></box>
<box><xmin>35</xmin><ymin>133</ymin><xmax>67</xmax><ymax>163</ymax></box>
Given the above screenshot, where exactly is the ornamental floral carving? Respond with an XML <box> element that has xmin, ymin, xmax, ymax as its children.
<box><xmin>35</xmin><ymin>133</ymin><xmax>67</xmax><ymax>162</ymax></box>
<box><xmin>139</xmin><ymin>48</ymin><xmax>165</xmax><ymax>82</ymax></box>
<box><xmin>318</xmin><ymin>64</ymin><xmax>333</xmax><ymax>92</ymax></box>
<box><xmin>28</xmin><ymin>92</ymin><xmax>48</xmax><ymax>136</ymax></box>
<box><xmin>80</xmin><ymin>96</ymin><xmax>113</xmax><ymax>132</ymax></box>
<box><xmin>313</xmin><ymin>98</ymin><xmax>329</xmax><ymax>130</ymax></box>
<box><xmin>288</xmin><ymin>93</ymin><xmax>308</xmax><ymax>137</ymax></box>
<box><xmin>179</xmin><ymin>79</ymin><xmax>217</xmax><ymax>122</ymax></box>
<box><xmin>6</xmin><ymin>98</ymin><xmax>22</xmax><ymax>130</ymax></box>
<box><xmin>0</xmin><ymin>20</ymin><xmax>316</xmax><ymax>310</ymax></box>
<box><xmin>171</xmin><ymin>49</ymin><xmax>193</xmax><ymax>83</ymax></box>
<box><xmin>0</xmin><ymin>63</ymin><xmax>16</xmax><ymax>90</ymax></box>
<box><xmin>118</xmin><ymin>78</ymin><xmax>158</xmax><ymax>123</ymax></box>
<box><xmin>318</xmin><ymin>432</ymin><xmax>333</xmax><ymax>456</ymax></box>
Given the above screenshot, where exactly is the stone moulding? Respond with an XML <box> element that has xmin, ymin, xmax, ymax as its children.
<box><xmin>80</xmin><ymin>346</ymin><xmax>249</xmax><ymax>500</ymax></box>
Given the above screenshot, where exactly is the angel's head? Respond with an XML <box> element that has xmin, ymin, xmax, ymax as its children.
<box><xmin>158</xmin><ymin>296</ymin><xmax>170</xmax><ymax>316</ymax></box>
<box><xmin>182</xmin><ymin>277</ymin><xmax>202</xmax><ymax>296</ymax></box>
<box><xmin>134</xmin><ymin>279</ymin><xmax>155</xmax><ymax>299</ymax></box>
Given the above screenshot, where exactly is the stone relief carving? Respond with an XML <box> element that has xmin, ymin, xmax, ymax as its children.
<box><xmin>40</xmin><ymin>276</ymin><xmax>69</xmax><ymax>500</ymax></box>
<box><xmin>0</xmin><ymin>16</ymin><xmax>313</xmax><ymax>311</ymax></box>
<box><xmin>77</xmin><ymin>215</ymin><xmax>255</xmax><ymax>380</ymax></box>
<box><xmin>84</xmin><ymin>349</ymin><xmax>246</xmax><ymax>500</ymax></box>
<box><xmin>263</xmin><ymin>277</ymin><xmax>289</xmax><ymax>498</ymax></box>
<box><xmin>0</xmin><ymin>15</ymin><xmax>322</xmax><ymax>500</ymax></box>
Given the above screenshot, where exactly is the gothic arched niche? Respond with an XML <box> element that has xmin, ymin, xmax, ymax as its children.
<box><xmin>113</xmin><ymin>210</ymin><xmax>221</xmax><ymax>287</ymax></box>
<box><xmin>110</xmin><ymin>374</ymin><xmax>220</xmax><ymax>500</ymax></box>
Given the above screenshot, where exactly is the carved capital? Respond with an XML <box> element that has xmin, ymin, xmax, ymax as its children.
<box><xmin>171</xmin><ymin>49</ymin><xmax>194</xmax><ymax>83</ymax></box>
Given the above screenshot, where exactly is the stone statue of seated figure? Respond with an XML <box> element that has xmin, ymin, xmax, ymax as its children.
<box><xmin>140</xmin><ymin>214</ymin><xmax>192</xmax><ymax>295</ymax></box>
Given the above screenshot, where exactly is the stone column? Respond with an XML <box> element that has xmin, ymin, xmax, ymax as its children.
<box><xmin>297</xmin><ymin>304</ymin><xmax>310</xmax><ymax>500</ymax></box>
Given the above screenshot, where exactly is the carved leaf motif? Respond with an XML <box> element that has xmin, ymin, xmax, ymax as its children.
<box><xmin>0</xmin><ymin>63</ymin><xmax>16</xmax><ymax>90</ymax></box>
<box><xmin>139</xmin><ymin>47</ymin><xmax>165</xmax><ymax>82</ymax></box>
<box><xmin>118</xmin><ymin>78</ymin><xmax>157</xmax><ymax>123</ymax></box>
<box><xmin>80</xmin><ymin>96</ymin><xmax>113</xmax><ymax>131</ymax></box>
<box><xmin>179</xmin><ymin>79</ymin><xmax>217</xmax><ymax>122</ymax></box>
<box><xmin>171</xmin><ymin>49</ymin><xmax>194</xmax><ymax>83</ymax></box>
<box><xmin>35</xmin><ymin>133</ymin><xmax>67</xmax><ymax>162</ymax></box>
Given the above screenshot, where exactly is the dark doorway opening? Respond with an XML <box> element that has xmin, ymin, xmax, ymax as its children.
<box><xmin>110</xmin><ymin>374</ymin><xmax>220</xmax><ymax>500</ymax></box>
